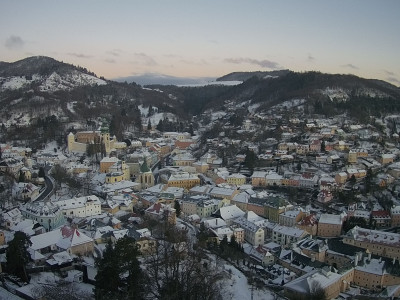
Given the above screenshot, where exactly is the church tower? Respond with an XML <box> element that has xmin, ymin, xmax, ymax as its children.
<box><xmin>100</xmin><ymin>121</ymin><xmax>111</xmax><ymax>154</ymax></box>
<box><xmin>137</xmin><ymin>160</ymin><xmax>155</xmax><ymax>189</ymax></box>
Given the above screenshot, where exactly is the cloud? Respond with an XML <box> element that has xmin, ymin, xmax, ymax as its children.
<box><xmin>104</xmin><ymin>58</ymin><xmax>116</xmax><ymax>64</ymax></box>
<box><xmin>164</xmin><ymin>54</ymin><xmax>181</xmax><ymax>58</ymax></box>
<box><xmin>386</xmin><ymin>77</ymin><xmax>400</xmax><ymax>86</ymax></box>
<box><xmin>307</xmin><ymin>54</ymin><xmax>315</xmax><ymax>62</ymax></box>
<box><xmin>106</xmin><ymin>50</ymin><xmax>122</xmax><ymax>57</ymax></box>
<box><xmin>384</xmin><ymin>70</ymin><xmax>395</xmax><ymax>76</ymax></box>
<box><xmin>342</xmin><ymin>63</ymin><xmax>359</xmax><ymax>70</ymax></box>
<box><xmin>68</xmin><ymin>52</ymin><xmax>92</xmax><ymax>59</ymax></box>
<box><xmin>134</xmin><ymin>53</ymin><xmax>157</xmax><ymax>66</ymax></box>
<box><xmin>5</xmin><ymin>35</ymin><xmax>24</xmax><ymax>50</ymax></box>
<box><xmin>179</xmin><ymin>59</ymin><xmax>208</xmax><ymax>66</ymax></box>
<box><xmin>224</xmin><ymin>57</ymin><xmax>281</xmax><ymax>69</ymax></box>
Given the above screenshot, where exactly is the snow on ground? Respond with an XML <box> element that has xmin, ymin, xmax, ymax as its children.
<box><xmin>0</xmin><ymin>287</ymin><xmax>23</xmax><ymax>300</ymax></box>
<box><xmin>0</xmin><ymin>76</ymin><xmax>31</xmax><ymax>90</ymax></box>
<box><xmin>209</xmin><ymin>111</ymin><xmax>227</xmax><ymax>121</ymax></box>
<box><xmin>39</xmin><ymin>71</ymin><xmax>106</xmax><ymax>92</ymax></box>
<box><xmin>148</xmin><ymin>112</ymin><xmax>177</xmax><ymax>127</ymax></box>
<box><xmin>16</xmin><ymin>271</ymin><xmax>94</xmax><ymax>299</ymax></box>
<box><xmin>321</xmin><ymin>87</ymin><xmax>350</xmax><ymax>102</ymax></box>
<box><xmin>222</xmin><ymin>264</ymin><xmax>279</xmax><ymax>300</ymax></box>
<box><xmin>273</xmin><ymin>98</ymin><xmax>306</xmax><ymax>109</ymax></box>
<box><xmin>248</xmin><ymin>103</ymin><xmax>260</xmax><ymax>113</ymax></box>
<box><xmin>67</xmin><ymin>102</ymin><xmax>77</xmax><ymax>114</ymax></box>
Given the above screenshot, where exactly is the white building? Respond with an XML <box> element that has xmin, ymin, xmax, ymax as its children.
<box><xmin>272</xmin><ymin>225</ymin><xmax>308</xmax><ymax>246</ymax></box>
<box><xmin>55</xmin><ymin>195</ymin><xmax>101</xmax><ymax>218</ymax></box>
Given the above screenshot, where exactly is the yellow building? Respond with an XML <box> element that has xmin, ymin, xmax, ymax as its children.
<box><xmin>343</xmin><ymin>226</ymin><xmax>400</xmax><ymax>260</ymax></box>
<box><xmin>264</xmin><ymin>196</ymin><xmax>292</xmax><ymax>223</ymax></box>
<box><xmin>105</xmin><ymin>172</ymin><xmax>125</xmax><ymax>183</ymax></box>
<box><xmin>67</xmin><ymin>122</ymin><xmax>126</xmax><ymax>154</ymax></box>
<box><xmin>167</xmin><ymin>171</ymin><xmax>200</xmax><ymax>190</ymax></box>
<box><xmin>251</xmin><ymin>171</ymin><xmax>267</xmax><ymax>187</ymax></box>
<box><xmin>348</xmin><ymin>148</ymin><xmax>368</xmax><ymax>164</ymax></box>
<box><xmin>193</xmin><ymin>161</ymin><xmax>209</xmax><ymax>174</ymax></box>
<box><xmin>226</xmin><ymin>173</ymin><xmax>246</xmax><ymax>186</ymax></box>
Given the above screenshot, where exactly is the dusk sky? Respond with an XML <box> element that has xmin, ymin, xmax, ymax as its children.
<box><xmin>1</xmin><ymin>0</ymin><xmax>399</xmax><ymax>85</ymax></box>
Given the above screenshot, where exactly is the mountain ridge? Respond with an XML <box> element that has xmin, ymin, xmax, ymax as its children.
<box><xmin>1</xmin><ymin>56</ymin><xmax>400</xmax><ymax>134</ymax></box>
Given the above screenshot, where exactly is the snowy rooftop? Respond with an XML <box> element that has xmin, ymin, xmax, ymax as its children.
<box><xmin>319</xmin><ymin>213</ymin><xmax>344</xmax><ymax>225</ymax></box>
<box><xmin>346</xmin><ymin>226</ymin><xmax>400</xmax><ymax>247</ymax></box>
<box><xmin>273</xmin><ymin>225</ymin><xmax>306</xmax><ymax>237</ymax></box>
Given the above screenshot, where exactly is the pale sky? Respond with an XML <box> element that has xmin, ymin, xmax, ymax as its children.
<box><xmin>1</xmin><ymin>0</ymin><xmax>399</xmax><ymax>85</ymax></box>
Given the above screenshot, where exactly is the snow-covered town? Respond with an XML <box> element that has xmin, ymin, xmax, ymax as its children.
<box><xmin>2</xmin><ymin>89</ymin><xmax>400</xmax><ymax>300</ymax></box>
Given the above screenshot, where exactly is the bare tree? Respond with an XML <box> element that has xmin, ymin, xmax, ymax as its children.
<box><xmin>143</xmin><ymin>224</ymin><xmax>225</xmax><ymax>300</ymax></box>
<box><xmin>32</xmin><ymin>280</ymin><xmax>93</xmax><ymax>300</ymax></box>
<box><xmin>309</xmin><ymin>281</ymin><xmax>327</xmax><ymax>300</ymax></box>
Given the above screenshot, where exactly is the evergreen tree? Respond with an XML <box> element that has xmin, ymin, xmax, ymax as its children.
<box><xmin>321</xmin><ymin>140</ymin><xmax>326</xmax><ymax>152</ymax></box>
<box><xmin>147</xmin><ymin>105</ymin><xmax>153</xmax><ymax>117</ymax></box>
<box><xmin>156</xmin><ymin>119</ymin><xmax>164</xmax><ymax>132</ymax></box>
<box><xmin>174</xmin><ymin>200</ymin><xmax>181</xmax><ymax>217</ymax></box>
<box><xmin>244</xmin><ymin>149</ymin><xmax>256</xmax><ymax>171</ymax></box>
<box><xmin>95</xmin><ymin>237</ymin><xmax>145</xmax><ymax>300</ymax></box>
<box><xmin>6</xmin><ymin>231</ymin><xmax>31</xmax><ymax>282</ymax></box>
<box><xmin>18</xmin><ymin>170</ymin><xmax>25</xmax><ymax>183</ymax></box>
<box><xmin>95</xmin><ymin>241</ymin><xmax>120</xmax><ymax>299</ymax></box>
<box><xmin>147</xmin><ymin>119</ymin><xmax>152</xmax><ymax>131</ymax></box>
<box><xmin>365</xmin><ymin>168</ymin><xmax>373</xmax><ymax>194</ymax></box>
<box><xmin>38</xmin><ymin>167</ymin><xmax>45</xmax><ymax>178</ymax></box>
<box><xmin>188</xmin><ymin>123</ymin><xmax>194</xmax><ymax>136</ymax></box>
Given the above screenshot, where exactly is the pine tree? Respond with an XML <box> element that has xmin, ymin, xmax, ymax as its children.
<box><xmin>18</xmin><ymin>171</ymin><xmax>25</xmax><ymax>183</ymax></box>
<box><xmin>38</xmin><ymin>167</ymin><xmax>45</xmax><ymax>178</ymax></box>
<box><xmin>174</xmin><ymin>200</ymin><xmax>181</xmax><ymax>217</ymax></box>
<box><xmin>95</xmin><ymin>237</ymin><xmax>145</xmax><ymax>300</ymax></box>
<box><xmin>6</xmin><ymin>231</ymin><xmax>31</xmax><ymax>282</ymax></box>
<box><xmin>95</xmin><ymin>241</ymin><xmax>120</xmax><ymax>299</ymax></box>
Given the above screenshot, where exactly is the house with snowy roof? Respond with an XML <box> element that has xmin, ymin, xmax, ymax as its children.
<box><xmin>55</xmin><ymin>195</ymin><xmax>101</xmax><ymax>218</ymax></box>
<box><xmin>21</xmin><ymin>202</ymin><xmax>65</xmax><ymax>231</ymax></box>
<box><xmin>232</xmin><ymin>211</ymin><xmax>268</xmax><ymax>246</ymax></box>
<box><xmin>209</xmin><ymin>186</ymin><xmax>239</xmax><ymax>200</ymax></box>
<box><xmin>16</xmin><ymin>182</ymin><xmax>40</xmax><ymax>201</ymax></box>
<box><xmin>212</xmin><ymin>204</ymin><xmax>245</xmax><ymax>226</ymax></box>
<box><xmin>30</xmin><ymin>225</ymin><xmax>94</xmax><ymax>256</ymax></box>
<box><xmin>2</xmin><ymin>208</ymin><xmax>24</xmax><ymax>229</ymax></box>
<box><xmin>231</xmin><ymin>191</ymin><xmax>251</xmax><ymax>212</ymax></box>
<box><xmin>296</xmin><ymin>214</ymin><xmax>318</xmax><ymax>236</ymax></box>
<box><xmin>343</xmin><ymin>226</ymin><xmax>400</xmax><ymax>260</ymax></box>
<box><xmin>145</xmin><ymin>202</ymin><xmax>176</xmax><ymax>225</ymax></box>
<box><xmin>283</xmin><ymin>267</ymin><xmax>344</xmax><ymax>300</ymax></box>
<box><xmin>317</xmin><ymin>213</ymin><xmax>346</xmax><ymax>238</ymax></box>
<box><xmin>272</xmin><ymin>225</ymin><xmax>308</xmax><ymax>247</ymax></box>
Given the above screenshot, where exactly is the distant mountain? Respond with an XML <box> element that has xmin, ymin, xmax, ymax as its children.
<box><xmin>114</xmin><ymin>73</ymin><xmax>215</xmax><ymax>86</ymax></box>
<box><xmin>216</xmin><ymin>70</ymin><xmax>290</xmax><ymax>82</ymax></box>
